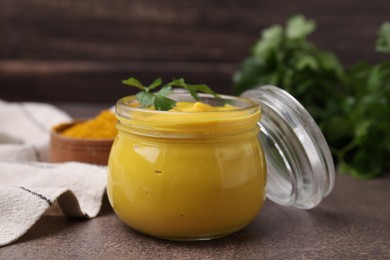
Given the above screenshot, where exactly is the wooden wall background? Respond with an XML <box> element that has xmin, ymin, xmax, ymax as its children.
<box><xmin>1</xmin><ymin>0</ymin><xmax>390</xmax><ymax>103</ymax></box>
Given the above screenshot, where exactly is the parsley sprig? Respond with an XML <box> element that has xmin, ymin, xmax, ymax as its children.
<box><xmin>122</xmin><ymin>77</ymin><xmax>220</xmax><ymax>111</ymax></box>
<box><xmin>234</xmin><ymin>15</ymin><xmax>390</xmax><ymax>179</ymax></box>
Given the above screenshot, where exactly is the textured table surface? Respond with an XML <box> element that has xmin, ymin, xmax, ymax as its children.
<box><xmin>1</xmin><ymin>104</ymin><xmax>389</xmax><ymax>259</ymax></box>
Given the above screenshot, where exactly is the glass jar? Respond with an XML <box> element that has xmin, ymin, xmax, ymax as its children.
<box><xmin>107</xmin><ymin>86</ymin><xmax>335</xmax><ymax>241</ymax></box>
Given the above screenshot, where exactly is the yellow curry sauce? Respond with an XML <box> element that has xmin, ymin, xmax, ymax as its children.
<box><xmin>107</xmin><ymin>100</ymin><xmax>266</xmax><ymax>240</ymax></box>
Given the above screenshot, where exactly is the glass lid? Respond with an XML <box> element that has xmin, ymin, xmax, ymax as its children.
<box><xmin>241</xmin><ymin>85</ymin><xmax>335</xmax><ymax>209</ymax></box>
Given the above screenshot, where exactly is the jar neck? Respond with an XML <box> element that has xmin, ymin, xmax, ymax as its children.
<box><xmin>115</xmin><ymin>94</ymin><xmax>261</xmax><ymax>138</ymax></box>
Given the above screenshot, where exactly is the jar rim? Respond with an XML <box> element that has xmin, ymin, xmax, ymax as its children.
<box><xmin>116</xmin><ymin>93</ymin><xmax>259</xmax><ymax>116</ymax></box>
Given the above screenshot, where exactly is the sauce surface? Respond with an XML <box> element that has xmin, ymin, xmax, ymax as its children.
<box><xmin>169</xmin><ymin>101</ymin><xmax>237</xmax><ymax>112</ymax></box>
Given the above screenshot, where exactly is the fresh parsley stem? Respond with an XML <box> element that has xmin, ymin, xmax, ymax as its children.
<box><xmin>122</xmin><ymin>77</ymin><xmax>221</xmax><ymax>111</ymax></box>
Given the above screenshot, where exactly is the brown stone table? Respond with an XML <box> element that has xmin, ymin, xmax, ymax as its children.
<box><xmin>1</xmin><ymin>103</ymin><xmax>389</xmax><ymax>259</ymax></box>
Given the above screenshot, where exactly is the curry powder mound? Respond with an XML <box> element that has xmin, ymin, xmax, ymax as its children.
<box><xmin>61</xmin><ymin>110</ymin><xmax>117</xmax><ymax>139</ymax></box>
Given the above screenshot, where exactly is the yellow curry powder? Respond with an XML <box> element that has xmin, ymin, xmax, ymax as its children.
<box><xmin>61</xmin><ymin>110</ymin><xmax>117</xmax><ymax>139</ymax></box>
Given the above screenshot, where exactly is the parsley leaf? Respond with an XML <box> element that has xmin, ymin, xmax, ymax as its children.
<box><xmin>122</xmin><ymin>77</ymin><xmax>145</xmax><ymax>91</ymax></box>
<box><xmin>135</xmin><ymin>92</ymin><xmax>155</xmax><ymax>107</ymax></box>
<box><xmin>147</xmin><ymin>78</ymin><xmax>163</xmax><ymax>91</ymax></box>
<box><xmin>286</xmin><ymin>15</ymin><xmax>316</xmax><ymax>40</ymax></box>
<box><xmin>153</xmin><ymin>86</ymin><xmax>176</xmax><ymax>110</ymax></box>
<box><xmin>154</xmin><ymin>94</ymin><xmax>176</xmax><ymax>111</ymax></box>
<box><xmin>168</xmin><ymin>78</ymin><xmax>220</xmax><ymax>101</ymax></box>
<box><xmin>376</xmin><ymin>22</ymin><xmax>390</xmax><ymax>53</ymax></box>
<box><xmin>123</xmin><ymin>77</ymin><xmax>220</xmax><ymax>111</ymax></box>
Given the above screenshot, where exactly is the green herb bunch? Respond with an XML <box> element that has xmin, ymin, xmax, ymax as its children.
<box><xmin>122</xmin><ymin>77</ymin><xmax>220</xmax><ymax>111</ymax></box>
<box><xmin>234</xmin><ymin>15</ymin><xmax>390</xmax><ymax>179</ymax></box>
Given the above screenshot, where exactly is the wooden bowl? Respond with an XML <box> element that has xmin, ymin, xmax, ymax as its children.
<box><xmin>49</xmin><ymin>121</ymin><xmax>114</xmax><ymax>165</ymax></box>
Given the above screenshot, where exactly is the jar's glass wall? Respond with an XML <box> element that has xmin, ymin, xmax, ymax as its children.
<box><xmin>107</xmin><ymin>93</ymin><xmax>267</xmax><ymax>240</ymax></box>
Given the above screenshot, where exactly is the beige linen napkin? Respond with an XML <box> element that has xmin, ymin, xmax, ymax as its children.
<box><xmin>0</xmin><ymin>161</ymin><xmax>106</xmax><ymax>247</ymax></box>
<box><xmin>0</xmin><ymin>100</ymin><xmax>108</xmax><ymax>247</ymax></box>
<box><xmin>0</xmin><ymin>100</ymin><xmax>72</xmax><ymax>161</ymax></box>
